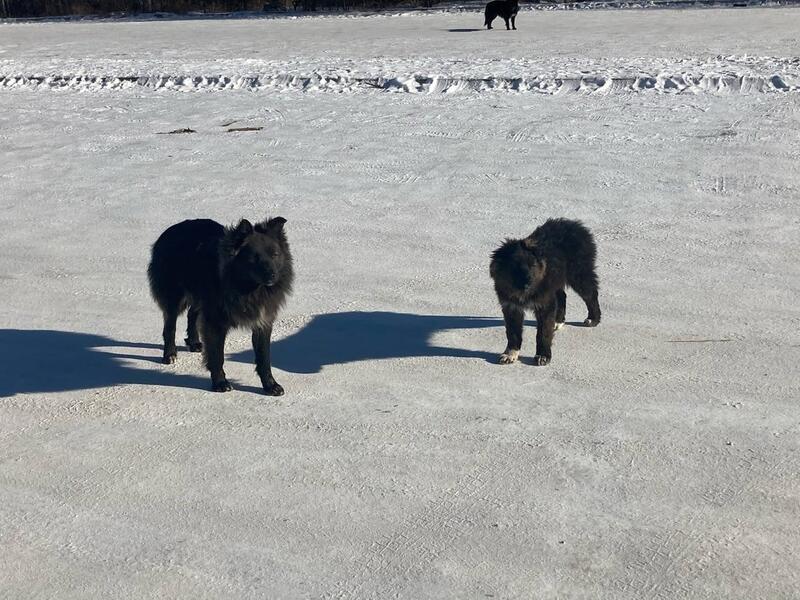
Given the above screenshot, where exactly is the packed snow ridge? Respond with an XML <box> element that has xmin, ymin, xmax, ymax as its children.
<box><xmin>2</xmin><ymin>71</ymin><xmax>798</xmax><ymax>94</ymax></box>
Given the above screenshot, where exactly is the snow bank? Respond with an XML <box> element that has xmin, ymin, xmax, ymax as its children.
<box><xmin>2</xmin><ymin>7</ymin><xmax>798</xmax><ymax>96</ymax></box>
<box><xmin>2</xmin><ymin>70</ymin><xmax>797</xmax><ymax>94</ymax></box>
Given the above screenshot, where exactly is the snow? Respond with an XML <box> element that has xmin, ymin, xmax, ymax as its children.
<box><xmin>2</xmin><ymin>8</ymin><xmax>800</xmax><ymax>93</ymax></box>
<box><xmin>1</xmin><ymin>7</ymin><xmax>800</xmax><ymax>599</ymax></box>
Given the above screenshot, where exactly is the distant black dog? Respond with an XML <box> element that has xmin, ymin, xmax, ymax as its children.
<box><xmin>148</xmin><ymin>217</ymin><xmax>294</xmax><ymax>395</ymax></box>
<box><xmin>490</xmin><ymin>218</ymin><xmax>601</xmax><ymax>366</ymax></box>
<box><xmin>485</xmin><ymin>0</ymin><xmax>519</xmax><ymax>30</ymax></box>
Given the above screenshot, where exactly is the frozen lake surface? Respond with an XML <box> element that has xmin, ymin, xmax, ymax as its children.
<box><xmin>1</xmin><ymin>7</ymin><xmax>799</xmax><ymax>599</ymax></box>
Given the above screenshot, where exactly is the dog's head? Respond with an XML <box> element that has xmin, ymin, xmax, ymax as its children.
<box><xmin>220</xmin><ymin>217</ymin><xmax>291</xmax><ymax>294</ymax></box>
<box><xmin>490</xmin><ymin>237</ymin><xmax>546</xmax><ymax>300</ymax></box>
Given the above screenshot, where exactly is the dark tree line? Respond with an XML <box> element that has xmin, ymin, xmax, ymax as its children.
<box><xmin>0</xmin><ymin>0</ymin><xmax>440</xmax><ymax>17</ymax></box>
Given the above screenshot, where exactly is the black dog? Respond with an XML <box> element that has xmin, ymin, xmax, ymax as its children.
<box><xmin>485</xmin><ymin>0</ymin><xmax>519</xmax><ymax>30</ymax></box>
<box><xmin>148</xmin><ymin>217</ymin><xmax>294</xmax><ymax>395</ymax></box>
<box><xmin>490</xmin><ymin>218</ymin><xmax>601</xmax><ymax>366</ymax></box>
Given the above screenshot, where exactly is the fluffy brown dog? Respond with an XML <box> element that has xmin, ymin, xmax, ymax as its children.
<box><xmin>148</xmin><ymin>217</ymin><xmax>294</xmax><ymax>395</ymax></box>
<box><xmin>490</xmin><ymin>218</ymin><xmax>601</xmax><ymax>365</ymax></box>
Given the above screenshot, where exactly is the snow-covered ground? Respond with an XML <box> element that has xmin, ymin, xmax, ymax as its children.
<box><xmin>2</xmin><ymin>7</ymin><xmax>800</xmax><ymax>93</ymax></box>
<box><xmin>1</xmin><ymin>7</ymin><xmax>799</xmax><ymax>599</ymax></box>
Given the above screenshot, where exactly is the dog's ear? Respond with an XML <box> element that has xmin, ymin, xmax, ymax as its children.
<box><xmin>266</xmin><ymin>216</ymin><xmax>287</xmax><ymax>231</ymax></box>
<box><xmin>234</xmin><ymin>219</ymin><xmax>253</xmax><ymax>237</ymax></box>
<box><xmin>227</xmin><ymin>219</ymin><xmax>253</xmax><ymax>251</ymax></box>
<box><xmin>257</xmin><ymin>216</ymin><xmax>287</xmax><ymax>235</ymax></box>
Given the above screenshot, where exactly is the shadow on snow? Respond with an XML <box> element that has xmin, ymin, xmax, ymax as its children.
<box><xmin>0</xmin><ymin>311</ymin><xmax>535</xmax><ymax>396</ymax></box>
<box><xmin>238</xmin><ymin>310</ymin><xmax>525</xmax><ymax>374</ymax></box>
<box><xmin>0</xmin><ymin>329</ymin><xmax>211</xmax><ymax>397</ymax></box>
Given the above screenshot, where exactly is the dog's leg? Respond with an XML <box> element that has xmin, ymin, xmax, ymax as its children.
<box><xmin>184</xmin><ymin>305</ymin><xmax>203</xmax><ymax>352</ymax></box>
<box><xmin>161</xmin><ymin>307</ymin><xmax>179</xmax><ymax>364</ymax></box>
<box><xmin>533</xmin><ymin>301</ymin><xmax>556</xmax><ymax>365</ymax></box>
<box><xmin>253</xmin><ymin>325</ymin><xmax>284</xmax><ymax>396</ymax></box>
<box><xmin>202</xmin><ymin>320</ymin><xmax>231</xmax><ymax>392</ymax></box>
<box><xmin>504</xmin><ymin>16</ymin><xmax>510</xmax><ymax>30</ymax></box>
<box><xmin>555</xmin><ymin>289</ymin><xmax>567</xmax><ymax>330</ymax></box>
<box><xmin>583</xmin><ymin>288</ymin><xmax>601</xmax><ymax>327</ymax></box>
<box><xmin>568</xmin><ymin>268</ymin><xmax>601</xmax><ymax>327</ymax></box>
<box><xmin>574</xmin><ymin>283</ymin><xmax>601</xmax><ymax>326</ymax></box>
<box><xmin>499</xmin><ymin>303</ymin><xmax>524</xmax><ymax>364</ymax></box>
<box><xmin>511</xmin><ymin>14</ymin><xmax>516</xmax><ymax>29</ymax></box>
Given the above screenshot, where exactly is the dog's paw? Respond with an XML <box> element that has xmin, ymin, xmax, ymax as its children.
<box><xmin>554</xmin><ymin>321</ymin><xmax>565</xmax><ymax>331</ymax></box>
<box><xmin>162</xmin><ymin>353</ymin><xmax>177</xmax><ymax>365</ymax></box>
<box><xmin>185</xmin><ymin>339</ymin><xmax>203</xmax><ymax>352</ymax></box>
<box><xmin>263</xmin><ymin>381</ymin><xmax>285</xmax><ymax>397</ymax></box>
<box><xmin>499</xmin><ymin>350</ymin><xmax>519</xmax><ymax>364</ymax></box>
<box><xmin>532</xmin><ymin>355</ymin><xmax>551</xmax><ymax>366</ymax></box>
<box><xmin>212</xmin><ymin>380</ymin><xmax>232</xmax><ymax>393</ymax></box>
<box><xmin>583</xmin><ymin>318</ymin><xmax>600</xmax><ymax>327</ymax></box>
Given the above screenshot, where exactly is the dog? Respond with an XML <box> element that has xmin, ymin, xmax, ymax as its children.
<box><xmin>490</xmin><ymin>218</ymin><xmax>601</xmax><ymax>366</ymax></box>
<box><xmin>148</xmin><ymin>217</ymin><xmax>294</xmax><ymax>395</ymax></box>
<box><xmin>484</xmin><ymin>0</ymin><xmax>519</xmax><ymax>30</ymax></box>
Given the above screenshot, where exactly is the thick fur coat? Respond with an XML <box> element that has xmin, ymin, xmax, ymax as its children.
<box><xmin>490</xmin><ymin>218</ymin><xmax>601</xmax><ymax>365</ymax></box>
<box><xmin>148</xmin><ymin>217</ymin><xmax>294</xmax><ymax>395</ymax></box>
<box><xmin>484</xmin><ymin>0</ymin><xmax>519</xmax><ymax>30</ymax></box>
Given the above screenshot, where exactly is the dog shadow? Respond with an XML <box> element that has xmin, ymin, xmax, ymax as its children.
<box><xmin>0</xmin><ymin>329</ymin><xmax>210</xmax><ymax>397</ymax></box>
<box><xmin>0</xmin><ymin>312</ymin><xmax>558</xmax><ymax>396</ymax></box>
<box><xmin>447</xmin><ymin>28</ymin><xmax>483</xmax><ymax>32</ymax></box>
<box><xmin>232</xmin><ymin>310</ymin><xmax>536</xmax><ymax>374</ymax></box>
